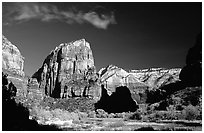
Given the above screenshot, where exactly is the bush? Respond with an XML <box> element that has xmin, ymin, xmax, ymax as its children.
<box><xmin>30</xmin><ymin>105</ymin><xmax>81</xmax><ymax>123</ymax></box>
<box><xmin>96</xmin><ymin>109</ymin><xmax>108</xmax><ymax>118</ymax></box>
<box><xmin>108</xmin><ymin>121</ymin><xmax>125</xmax><ymax>128</ymax></box>
<box><xmin>182</xmin><ymin>105</ymin><xmax>201</xmax><ymax>120</ymax></box>
<box><xmin>40</xmin><ymin>97</ymin><xmax>95</xmax><ymax>112</ymax></box>
<box><xmin>87</xmin><ymin>111</ymin><xmax>96</xmax><ymax>118</ymax></box>
<box><xmin>115</xmin><ymin>113</ymin><xmax>124</xmax><ymax>118</ymax></box>
<box><xmin>127</xmin><ymin>111</ymin><xmax>142</xmax><ymax>120</ymax></box>
<box><xmin>108</xmin><ymin>113</ymin><xmax>116</xmax><ymax>118</ymax></box>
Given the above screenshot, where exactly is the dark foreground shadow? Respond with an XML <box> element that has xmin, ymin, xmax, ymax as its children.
<box><xmin>2</xmin><ymin>72</ymin><xmax>61</xmax><ymax>131</ymax></box>
<box><xmin>95</xmin><ymin>85</ymin><xmax>138</xmax><ymax>113</ymax></box>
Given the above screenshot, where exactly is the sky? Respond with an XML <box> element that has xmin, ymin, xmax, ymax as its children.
<box><xmin>2</xmin><ymin>2</ymin><xmax>202</xmax><ymax>76</ymax></box>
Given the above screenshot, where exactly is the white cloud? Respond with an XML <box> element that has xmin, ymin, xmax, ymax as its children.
<box><xmin>3</xmin><ymin>3</ymin><xmax>116</xmax><ymax>29</ymax></box>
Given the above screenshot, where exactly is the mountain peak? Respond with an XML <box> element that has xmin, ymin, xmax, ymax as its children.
<box><xmin>32</xmin><ymin>38</ymin><xmax>100</xmax><ymax>100</ymax></box>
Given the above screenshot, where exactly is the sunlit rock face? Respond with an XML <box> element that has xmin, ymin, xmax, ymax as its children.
<box><xmin>2</xmin><ymin>35</ymin><xmax>27</xmax><ymax>98</ymax></box>
<box><xmin>2</xmin><ymin>35</ymin><xmax>25</xmax><ymax>77</ymax></box>
<box><xmin>32</xmin><ymin>39</ymin><xmax>101</xmax><ymax>101</ymax></box>
<box><xmin>129</xmin><ymin>68</ymin><xmax>181</xmax><ymax>89</ymax></box>
<box><xmin>99</xmin><ymin>65</ymin><xmax>149</xmax><ymax>104</ymax></box>
<box><xmin>99</xmin><ymin>65</ymin><xmax>181</xmax><ymax>104</ymax></box>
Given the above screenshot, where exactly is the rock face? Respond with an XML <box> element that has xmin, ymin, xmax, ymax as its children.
<box><xmin>99</xmin><ymin>65</ymin><xmax>181</xmax><ymax>104</ymax></box>
<box><xmin>2</xmin><ymin>35</ymin><xmax>25</xmax><ymax>77</ymax></box>
<box><xmin>2</xmin><ymin>35</ymin><xmax>27</xmax><ymax>98</ymax></box>
<box><xmin>179</xmin><ymin>33</ymin><xmax>202</xmax><ymax>87</ymax></box>
<box><xmin>32</xmin><ymin>39</ymin><xmax>101</xmax><ymax>101</ymax></box>
<box><xmin>129</xmin><ymin>68</ymin><xmax>181</xmax><ymax>89</ymax></box>
<box><xmin>99</xmin><ymin>65</ymin><xmax>149</xmax><ymax>104</ymax></box>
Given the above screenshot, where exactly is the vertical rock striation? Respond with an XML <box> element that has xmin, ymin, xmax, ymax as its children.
<box><xmin>2</xmin><ymin>35</ymin><xmax>25</xmax><ymax>77</ymax></box>
<box><xmin>32</xmin><ymin>39</ymin><xmax>101</xmax><ymax>101</ymax></box>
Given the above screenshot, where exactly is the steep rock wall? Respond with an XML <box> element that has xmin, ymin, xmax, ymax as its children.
<box><xmin>2</xmin><ymin>35</ymin><xmax>25</xmax><ymax>77</ymax></box>
<box><xmin>32</xmin><ymin>39</ymin><xmax>101</xmax><ymax>101</ymax></box>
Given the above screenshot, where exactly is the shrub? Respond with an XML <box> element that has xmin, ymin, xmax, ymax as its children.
<box><xmin>32</xmin><ymin>106</ymin><xmax>53</xmax><ymax>122</ymax></box>
<box><xmin>96</xmin><ymin>109</ymin><xmax>108</xmax><ymax>118</ymax></box>
<box><xmin>108</xmin><ymin>113</ymin><xmax>116</xmax><ymax>118</ymax></box>
<box><xmin>115</xmin><ymin>113</ymin><xmax>124</xmax><ymax>118</ymax></box>
<box><xmin>108</xmin><ymin>121</ymin><xmax>125</xmax><ymax>128</ymax></box>
<box><xmin>87</xmin><ymin>111</ymin><xmax>96</xmax><ymax>118</ymax></box>
<box><xmin>127</xmin><ymin>111</ymin><xmax>142</xmax><ymax>120</ymax></box>
<box><xmin>182</xmin><ymin>105</ymin><xmax>200</xmax><ymax>120</ymax></box>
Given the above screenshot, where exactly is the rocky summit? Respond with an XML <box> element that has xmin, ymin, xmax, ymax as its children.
<box><xmin>32</xmin><ymin>39</ymin><xmax>101</xmax><ymax>101</ymax></box>
<box><xmin>2</xmin><ymin>35</ymin><xmax>25</xmax><ymax>77</ymax></box>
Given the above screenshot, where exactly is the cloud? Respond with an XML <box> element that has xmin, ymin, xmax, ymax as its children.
<box><xmin>3</xmin><ymin>2</ymin><xmax>116</xmax><ymax>29</ymax></box>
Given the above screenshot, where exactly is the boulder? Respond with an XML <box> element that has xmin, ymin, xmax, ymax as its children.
<box><xmin>32</xmin><ymin>39</ymin><xmax>101</xmax><ymax>101</ymax></box>
<box><xmin>2</xmin><ymin>35</ymin><xmax>25</xmax><ymax>77</ymax></box>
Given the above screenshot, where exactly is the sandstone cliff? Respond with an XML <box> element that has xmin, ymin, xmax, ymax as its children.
<box><xmin>99</xmin><ymin>65</ymin><xmax>181</xmax><ymax>104</ymax></box>
<box><xmin>129</xmin><ymin>68</ymin><xmax>181</xmax><ymax>89</ymax></box>
<box><xmin>32</xmin><ymin>39</ymin><xmax>101</xmax><ymax>101</ymax></box>
<box><xmin>99</xmin><ymin>65</ymin><xmax>149</xmax><ymax>103</ymax></box>
<box><xmin>2</xmin><ymin>35</ymin><xmax>25</xmax><ymax>77</ymax></box>
<box><xmin>2</xmin><ymin>35</ymin><xmax>27</xmax><ymax>98</ymax></box>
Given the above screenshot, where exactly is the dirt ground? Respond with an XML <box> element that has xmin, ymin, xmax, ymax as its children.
<box><xmin>43</xmin><ymin>117</ymin><xmax>202</xmax><ymax>131</ymax></box>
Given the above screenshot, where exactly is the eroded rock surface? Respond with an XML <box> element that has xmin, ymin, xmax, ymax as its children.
<box><xmin>99</xmin><ymin>65</ymin><xmax>148</xmax><ymax>104</ymax></box>
<box><xmin>2</xmin><ymin>35</ymin><xmax>25</xmax><ymax>77</ymax></box>
<box><xmin>32</xmin><ymin>39</ymin><xmax>101</xmax><ymax>101</ymax></box>
<box><xmin>2</xmin><ymin>35</ymin><xmax>27</xmax><ymax>98</ymax></box>
<box><xmin>99</xmin><ymin>65</ymin><xmax>181</xmax><ymax>104</ymax></box>
<box><xmin>129</xmin><ymin>68</ymin><xmax>181</xmax><ymax>88</ymax></box>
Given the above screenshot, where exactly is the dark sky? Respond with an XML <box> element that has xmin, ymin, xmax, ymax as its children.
<box><xmin>2</xmin><ymin>2</ymin><xmax>202</xmax><ymax>76</ymax></box>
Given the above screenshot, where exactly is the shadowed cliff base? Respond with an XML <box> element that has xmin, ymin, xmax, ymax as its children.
<box><xmin>95</xmin><ymin>85</ymin><xmax>138</xmax><ymax>113</ymax></box>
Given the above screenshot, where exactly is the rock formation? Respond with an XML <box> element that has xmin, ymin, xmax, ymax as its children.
<box><xmin>99</xmin><ymin>65</ymin><xmax>149</xmax><ymax>104</ymax></box>
<box><xmin>2</xmin><ymin>35</ymin><xmax>27</xmax><ymax>98</ymax></box>
<box><xmin>179</xmin><ymin>33</ymin><xmax>202</xmax><ymax>87</ymax></box>
<box><xmin>32</xmin><ymin>39</ymin><xmax>101</xmax><ymax>101</ymax></box>
<box><xmin>129</xmin><ymin>68</ymin><xmax>181</xmax><ymax>88</ymax></box>
<box><xmin>2</xmin><ymin>35</ymin><xmax>25</xmax><ymax>77</ymax></box>
<box><xmin>98</xmin><ymin>65</ymin><xmax>181</xmax><ymax>104</ymax></box>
